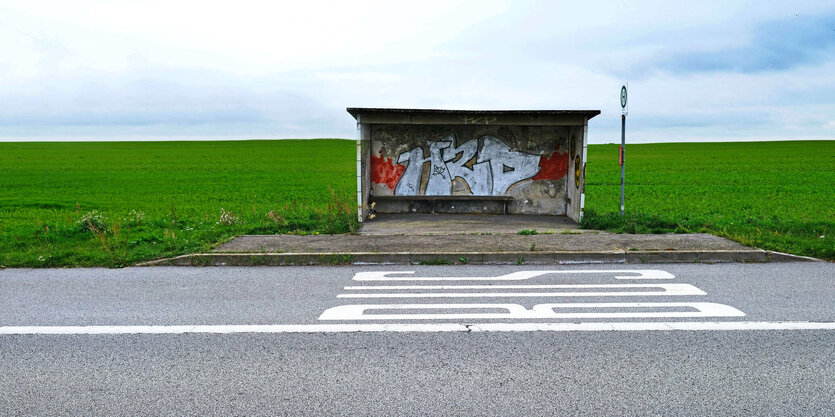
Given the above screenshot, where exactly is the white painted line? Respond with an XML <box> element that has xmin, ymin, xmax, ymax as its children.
<box><xmin>317</xmin><ymin>302</ymin><xmax>745</xmax><ymax>321</ymax></box>
<box><xmin>1</xmin><ymin>322</ymin><xmax>833</xmax><ymax>335</ymax></box>
<box><xmin>353</xmin><ymin>270</ymin><xmax>675</xmax><ymax>281</ymax></box>
<box><xmin>337</xmin><ymin>291</ymin><xmax>698</xmax><ymax>298</ymax></box>
<box><xmin>468</xmin><ymin>321</ymin><xmax>835</xmax><ymax>332</ymax></box>
<box><xmin>339</xmin><ymin>283</ymin><xmax>706</xmax><ymax>297</ymax></box>
<box><xmin>344</xmin><ymin>284</ymin><xmax>698</xmax><ymax>290</ymax></box>
<box><xmin>0</xmin><ymin>324</ymin><xmax>466</xmax><ymax>335</ymax></box>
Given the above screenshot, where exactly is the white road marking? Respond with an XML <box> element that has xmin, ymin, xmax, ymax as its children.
<box><xmin>1</xmin><ymin>321</ymin><xmax>833</xmax><ymax>335</ymax></box>
<box><xmin>352</xmin><ymin>270</ymin><xmax>675</xmax><ymax>281</ymax></box>
<box><xmin>339</xmin><ymin>283</ymin><xmax>706</xmax><ymax>298</ymax></box>
<box><xmin>317</xmin><ymin>302</ymin><xmax>745</xmax><ymax>320</ymax></box>
<box><xmin>344</xmin><ymin>283</ymin><xmax>699</xmax><ymax>290</ymax></box>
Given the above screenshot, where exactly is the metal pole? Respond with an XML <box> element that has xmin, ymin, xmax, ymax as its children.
<box><xmin>356</xmin><ymin>115</ymin><xmax>363</xmax><ymax>223</ymax></box>
<box><xmin>620</xmin><ymin>113</ymin><xmax>625</xmax><ymax>215</ymax></box>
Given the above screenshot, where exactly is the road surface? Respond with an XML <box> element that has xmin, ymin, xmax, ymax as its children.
<box><xmin>1</xmin><ymin>263</ymin><xmax>833</xmax><ymax>415</ymax></box>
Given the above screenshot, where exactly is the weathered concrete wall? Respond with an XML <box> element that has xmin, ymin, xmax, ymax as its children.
<box><xmin>370</xmin><ymin>125</ymin><xmax>583</xmax><ymax>215</ymax></box>
<box><xmin>357</xmin><ymin>123</ymin><xmax>371</xmax><ymax>222</ymax></box>
<box><xmin>566</xmin><ymin>122</ymin><xmax>588</xmax><ymax>223</ymax></box>
<box><xmin>349</xmin><ymin>108</ymin><xmax>598</xmax><ymax>220</ymax></box>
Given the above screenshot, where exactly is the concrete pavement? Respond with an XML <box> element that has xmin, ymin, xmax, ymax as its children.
<box><xmin>142</xmin><ymin>214</ymin><xmax>818</xmax><ymax>266</ymax></box>
<box><xmin>358</xmin><ymin>213</ymin><xmax>583</xmax><ymax>235</ymax></box>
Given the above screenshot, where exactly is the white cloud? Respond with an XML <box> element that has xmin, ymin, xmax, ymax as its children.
<box><xmin>0</xmin><ymin>0</ymin><xmax>833</xmax><ymax>141</ymax></box>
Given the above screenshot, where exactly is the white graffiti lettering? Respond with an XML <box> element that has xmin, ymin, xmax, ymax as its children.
<box><xmin>395</xmin><ymin>135</ymin><xmax>540</xmax><ymax>196</ymax></box>
<box><xmin>442</xmin><ymin>136</ymin><xmax>491</xmax><ymax>195</ymax></box>
<box><xmin>479</xmin><ymin>136</ymin><xmax>541</xmax><ymax>196</ymax></box>
<box><xmin>424</xmin><ymin>140</ymin><xmax>453</xmax><ymax>195</ymax></box>
<box><xmin>395</xmin><ymin>147</ymin><xmax>426</xmax><ymax>196</ymax></box>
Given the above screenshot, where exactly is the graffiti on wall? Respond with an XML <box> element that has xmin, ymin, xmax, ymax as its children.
<box><xmin>372</xmin><ymin>135</ymin><xmax>568</xmax><ymax>196</ymax></box>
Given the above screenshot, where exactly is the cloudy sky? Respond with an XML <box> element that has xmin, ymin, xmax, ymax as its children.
<box><xmin>1</xmin><ymin>0</ymin><xmax>834</xmax><ymax>143</ymax></box>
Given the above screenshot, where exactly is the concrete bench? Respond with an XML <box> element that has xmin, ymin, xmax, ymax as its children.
<box><xmin>371</xmin><ymin>195</ymin><xmax>513</xmax><ymax>215</ymax></box>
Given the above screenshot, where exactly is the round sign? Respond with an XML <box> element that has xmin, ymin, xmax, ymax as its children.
<box><xmin>620</xmin><ymin>85</ymin><xmax>627</xmax><ymax>108</ymax></box>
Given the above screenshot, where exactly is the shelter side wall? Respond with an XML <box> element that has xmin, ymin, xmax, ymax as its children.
<box><xmin>358</xmin><ymin>123</ymin><xmax>371</xmax><ymax>222</ymax></box>
<box><xmin>565</xmin><ymin>123</ymin><xmax>586</xmax><ymax>222</ymax></box>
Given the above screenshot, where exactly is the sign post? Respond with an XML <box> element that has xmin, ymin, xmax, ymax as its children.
<box><xmin>620</xmin><ymin>84</ymin><xmax>627</xmax><ymax>216</ymax></box>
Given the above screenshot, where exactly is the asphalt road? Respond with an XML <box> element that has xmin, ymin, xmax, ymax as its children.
<box><xmin>1</xmin><ymin>263</ymin><xmax>833</xmax><ymax>415</ymax></box>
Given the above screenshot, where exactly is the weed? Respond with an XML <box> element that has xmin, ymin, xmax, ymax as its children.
<box><xmin>168</xmin><ymin>202</ymin><xmax>178</xmax><ymax>223</ymax></box>
<box><xmin>516</xmin><ymin>257</ymin><xmax>524</xmax><ymax>265</ymax></box>
<box><xmin>319</xmin><ymin>254</ymin><xmax>355</xmax><ymax>265</ymax></box>
<box><xmin>529</xmin><ymin>242</ymin><xmax>537</xmax><ymax>251</ymax></box>
<box><xmin>76</xmin><ymin>210</ymin><xmax>107</xmax><ymax>232</ymax></box>
<box><xmin>191</xmin><ymin>255</ymin><xmax>213</xmax><ymax>266</ymax></box>
<box><xmin>419</xmin><ymin>258</ymin><xmax>453</xmax><ymax>265</ymax></box>
<box><xmin>267</xmin><ymin>210</ymin><xmax>286</xmax><ymax>226</ymax></box>
<box><xmin>518</xmin><ymin>229</ymin><xmax>538</xmax><ymax>235</ymax></box>
<box><xmin>219</xmin><ymin>208</ymin><xmax>239</xmax><ymax>225</ymax></box>
<box><xmin>123</xmin><ymin>210</ymin><xmax>146</xmax><ymax>227</ymax></box>
<box><xmin>249</xmin><ymin>255</ymin><xmax>268</xmax><ymax>266</ymax></box>
<box><xmin>85</xmin><ymin>220</ymin><xmax>113</xmax><ymax>257</ymax></box>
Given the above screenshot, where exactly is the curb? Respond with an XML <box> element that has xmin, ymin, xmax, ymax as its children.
<box><xmin>763</xmin><ymin>250</ymin><xmax>823</xmax><ymax>263</ymax></box>
<box><xmin>136</xmin><ymin>249</ymin><xmax>820</xmax><ymax>266</ymax></box>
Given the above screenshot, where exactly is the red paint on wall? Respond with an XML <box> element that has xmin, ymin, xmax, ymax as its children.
<box><xmin>371</xmin><ymin>154</ymin><xmax>406</xmax><ymax>190</ymax></box>
<box><xmin>532</xmin><ymin>151</ymin><xmax>569</xmax><ymax>181</ymax></box>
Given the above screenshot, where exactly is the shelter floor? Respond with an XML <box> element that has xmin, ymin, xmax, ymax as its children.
<box><xmin>213</xmin><ymin>232</ymin><xmax>751</xmax><ymax>254</ymax></box>
<box><xmin>358</xmin><ymin>214</ymin><xmax>584</xmax><ymax>235</ymax></box>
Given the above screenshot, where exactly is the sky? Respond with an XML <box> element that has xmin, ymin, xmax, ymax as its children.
<box><xmin>1</xmin><ymin>0</ymin><xmax>834</xmax><ymax>143</ymax></box>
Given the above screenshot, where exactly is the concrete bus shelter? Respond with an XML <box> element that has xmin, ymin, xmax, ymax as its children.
<box><xmin>349</xmin><ymin>108</ymin><xmax>600</xmax><ymax>223</ymax></box>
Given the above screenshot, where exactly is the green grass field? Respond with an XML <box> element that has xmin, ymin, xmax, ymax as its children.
<box><xmin>1</xmin><ymin>139</ymin><xmax>832</xmax><ymax>267</ymax></box>
<box><xmin>0</xmin><ymin>140</ymin><xmax>357</xmax><ymax>267</ymax></box>
<box><xmin>582</xmin><ymin>141</ymin><xmax>834</xmax><ymax>260</ymax></box>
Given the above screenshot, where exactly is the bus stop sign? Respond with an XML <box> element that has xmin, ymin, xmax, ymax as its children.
<box><xmin>620</xmin><ymin>85</ymin><xmax>627</xmax><ymax>109</ymax></box>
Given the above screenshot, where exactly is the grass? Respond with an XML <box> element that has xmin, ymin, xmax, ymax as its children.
<box><xmin>418</xmin><ymin>259</ymin><xmax>454</xmax><ymax>265</ymax></box>
<box><xmin>0</xmin><ymin>140</ymin><xmax>357</xmax><ymax>267</ymax></box>
<box><xmin>1</xmin><ymin>139</ymin><xmax>832</xmax><ymax>267</ymax></box>
<box><xmin>581</xmin><ymin>141</ymin><xmax>834</xmax><ymax>260</ymax></box>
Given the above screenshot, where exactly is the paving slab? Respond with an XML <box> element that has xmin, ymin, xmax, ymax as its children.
<box><xmin>359</xmin><ymin>214</ymin><xmax>583</xmax><ymax>235</ymax></box>
<box><xmin>214</xmin><ymin>233</ymin><xmax>749</xmax><ymax>253</ymax></box>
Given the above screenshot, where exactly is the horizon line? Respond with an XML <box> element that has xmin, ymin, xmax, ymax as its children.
<box><xmin>0</xmin><ymin>137</ymin><xmax>832</xmax><ymax>144</ymax></box>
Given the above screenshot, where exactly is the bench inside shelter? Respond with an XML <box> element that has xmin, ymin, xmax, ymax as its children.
<box><xmin>371</xmin><ymin>195</ymin><xmax>513</xmax><ymax>215</ymax></box>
